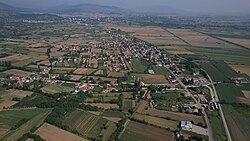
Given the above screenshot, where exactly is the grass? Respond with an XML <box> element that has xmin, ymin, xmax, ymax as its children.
<box><xmin>101</xmin><ymin>111</ymin><xmax>125</xmax><ymax>118</ymax></box>
<box><xmin>64</xmin><ymin>109</ymin><xmax>108</xmax><ymax>139</ymax></box>
<box><xmin>131</xmin><ymin>59</ymin><xmax>149</xmax><ymax>73</ymax></box>
<box><xmin>222</xmin><ymin>104</ymin><xmax>250</xmax><ymax>141</ymax></box>
<box><xmin>153</xmin><ymin>91</ymin><xmax>193</xmax><ymax>111</ymax></box>
<box><xmin>152</xmin><ymin>66</ymin><xmax>169</xmax><ymax>75</ymax></box>
<box><xmin>120</xmin><ymin>121</ymin><xmax>174</xmax><ymax>141</ymax></box>
<box><xmin>200</xmin><ymin>61</ymin><xmax>242</xmax><ymax>82</ymax></box>
<box><xmin>216</xmin><ymin>83</ymin><xmax>244</xmax><ymax>103</ymax></box>
<box><xmin>207</xmin><ymin>111</ymin><xmax>227</xmax><ymax>141</ymax></box>
<box><xmin>41</xmin><ymin>84</ymin><xmax>74</xmax><ymax>94</ymax></box>
<box><xmin>0</xmin><ymin>108</ymin><xmax>52</xmax><ymax>141</ymax></box>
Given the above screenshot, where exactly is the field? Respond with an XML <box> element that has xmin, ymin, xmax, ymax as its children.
<box><xmin>84</xmin><ymin>103</ymin><xmax>119</xmax><ymax>109</ymax></box>
<box><xmin>0</xmin><ymin>108</ymin><xmax>51</xmax><ymax>140</ymax></box>
<box><xmin>216</xmin><ymin>83</ymin><xmax>244</xmax><ymax>103</ymax></box>
<box><xmin>64</xmin><ymin>109</ymin><xmax>109</xmax><ymax>139</ymax></box>
<box><xmin>100</xmin><ymin>121</ymin><xmax>116</xmax><ymax>141</ymax></box>
<box><xmin>73</xmin><ymin>68</ymin><xmax>96</xmax><ymax>75</ymax></box>
<box><xmin>122</xmin><ymin>100</ymin><xmax>136</xmax><ymax>111</ymax></box>
<box><xmin>36</xmin><ymin>123</ymin><xmax>88</xmax><ymax>141</ymax></box>
<box><xmin>222</xmin><ymin>104</ymin><xmax>250</xmax><ymax>141</ymax></box>
<box><xmin>168</xmin><ymin>29</ymin><xmax>238</xmax><ymax>48</ymax></box>
<box><xmin>131</xmin><ymin>59</ymin><xmax>149</xmax><ymax>73</ymax></box>
<box><xmin>144</xmin><ymin>109</ymin><xmax>205</xmax><ymax>126</ymax></box>
<box><xmin>0</xmin><ymin>89</ymin><xmax>33</xmax><ymax>100</ymax></box>
<box><xmin>135</xmin><ymin>100</ymin><xmax>148</xmax><ymax>113</ymax></box>
<box><xmin>207</xmin><ymin>111</ymin><xmax>227</xmax><ymax>141</ymax></box>
<box><xmin>152</xmin><ymin>91</ymin><xmax>193</xmax><ymax>111</ymax></box>
<box><xmin>133</xmin><ymin>74</ymin><xmax>169</xmax><ymax>84</ymax></box>
<box><xmin>2</xmin><ymin>69</ymin><xmax>34</xmax><ymax>77</ymax></box>
<box><xmin>229</xmin><ymin>65</ymin><xmax>250</xmax><ymax>76</ymax></box>
<box><xmin>120</xmin><ymin>120</ymin><xmax>174</xmax><ymax>141</ymax></box>
<box><xmin>152</xmin><ymin>66</ymin><xmax>170</xmax><ymax>75</ymax></box>
<box><xmin>200</xmin><ymin>61</ymin><xmax>242</xmax><ymax>82</ymax></box>
<box><xmin>108</xmin><ymin>72</ymin><xmax>125</xmax><ymax>78</ymax></box>
<box><xmin>41</xmin><ymin>84</ymin><xmax>74</xmax><ymax>94</ymax></box>
<box><xmin>158</xmin><ymin>45</ymin><xmax>194</xmax><ymax>55</ymax></box>
<box><xmin>221</xmin><ymin>37</ymin><xmax>250</xmax><ymax>48</ymax></box>
<box><xmin>132</xmin><ymin>113</ymin><xmax>179</xmax><ymax>130</ymax></box>
<box><xmin>0</xmin><ymin>101</ymin><xmax>18</xmax><ymax>111</ymax></box>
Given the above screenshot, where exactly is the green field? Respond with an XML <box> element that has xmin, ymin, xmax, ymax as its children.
<box><xmin>207</xmin><ymin>111</ymin><xmax>227</xmax><ymax>141</ymax></box>
<box><xmin>183</xmin><ymin>45</ymin><xmax>250</xmax><ymax>65</ymax></box>
<box><xmin>216</xmin><ymin>83</ymin><xmax>244</xmax><ymax>103</ymax></box>
<box><xmin>222</xmin><ymin>104</ymin><xmax>250</xmax><ymax>141</ymax></box>
<box><xmin>64</xmin><ymin>109</ymin><xmax>108</xmax><ymax>139</ymax></box>
<box><xmin>0</xmin><ymin>108</ymin><xmax>51</xmax><ymax>140</ymax></box>
<box><xmin>101</xmin><ymin>111</ymin><xmax>125</xmax><ymax>118</ymax></box>
<box><xmin>41</xmin><ymin>84</ymin><xmax>74</xmax><ymax>94</ymax></box>
<box><xmin>201</xmin><ymin>61</ymin><xmax>242</xmax><ymax>82</ymax></box>
<box><xmin>153</xmin><ymin>91</ymin><xmax>193</xmax><ymax>111</ymax></box>
<box><xmin>131</xmin><ymin>59</ymin><xmax>149</xmax><ymax>73</ymax></box>
<box><xmin>152</xmin><ymin>66</ymin><xmax>169</xmax><ymax>75</ymax></box>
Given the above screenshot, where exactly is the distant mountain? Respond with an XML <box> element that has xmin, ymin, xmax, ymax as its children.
<box><xmin>57</xmin><ymin>3</ymin><xmax>131</xmax><ymax>17</ymax></box>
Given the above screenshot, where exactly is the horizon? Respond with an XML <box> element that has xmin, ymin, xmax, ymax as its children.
<box><xmin>1</xmin><ymin>0</ymin><xmax>250</xmax><ymax>15</ymax></box>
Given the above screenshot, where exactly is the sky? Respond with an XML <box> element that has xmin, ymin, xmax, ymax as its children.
<box><xmin>1</xmin><ymin>0</ymin><xmax>250</xmax><ymax>15</ymax></box>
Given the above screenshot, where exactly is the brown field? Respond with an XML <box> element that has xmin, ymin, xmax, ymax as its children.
<box><xmin>69</xmin><ymin>75</ymin><xmax>83</xmax><ymax>81</ymax></box>
<box><xmin>2</xmin><ymin>69</ymin><xmax>34</xmax><ymax>77</ymax></box>
<box><xmin>122</xmin><ymin>100</ymin><xmax>136</xmax><ymax>111</ymax></box>
<box><xmin>133</xmin><ymin>113</ymin><xmax>179</xmax><ymax>130</ymax></box>
<box><xmin>122</xmin><ymin>92</ymin><xmax>133</xmax><ymax>99</ymax></box>
<box><xmin>0</xmin><ymin>128</ymin><xmax>8</xmax><ymax>138</ymax></box>
<box><xmin>28</xmin><ymin>48</ymin><xmax>48</xmax><ymax>53</ymax></box>
<box><xmin>0</xmin><ymin>89</ymin><xmax>33</xmax><ymax>98</ymax></box>
<box><xmin>229</xmin><ymin>65</ymin><xmax>250</xmax><ymax>76</ymax></box>
<box><xmin>136</xmin><ymin>100</ymin><xmax>148</xmax><ymax>113</ymax></box>
<box><xmin>36</xmin><ymin>123</ymin><xmax>88</xmax><ymax>141</ymax></box>
<box><xmin>134</xmin><ymin>74</ymin><xmax>169</xmax><ymax>84</ymax></box>
<box><xmin>120</xmin><ymin>121</ymin><xmax>174</xmax><ymax>141</ymax></box>
<box><xmin>135</xmin><ymin>36</ymin><xmax>187</xmax><ymax>45</ymax></box>
<box><xmin>0</xmin><ymin>54</ymin><xmax>30</xmax><ymax>62</ymax></box>
<box><xmin>123</xmin><ymin>50</ymin><xmax>133</xmax><ymax>57</ymax></box>
<box><xmin>168</xmin><ymin>29</ymin><xmax>238</xmax><ymax>48</ymax></box>
<box><xmin>27</xmin><ymin>65</ymin><xmax>47</xmax><ymax>70</ymax></box>
<box><xmin>84</xmin><ymin>103</ymin><xmax>119</xmax><ymax>109</ymax></box>
<box><xmin>74</xmin><ymin>68</ymin><xmax>96</xmax><ymax>75</ymax></box>
<box><xmin>242</xmin><ymin>91</ymin><xmax>250</xmax><ymax>99</ymax></box>
<box><xmin>168</xmin><ymin>51</ymin><xmax>194</xmax><ymax>55</ymax></box>
<box><xmin>101</xmin><ymin>121</ymin><xmax>116</xmax><ymax>141</ymax></box>
<box><xmin>38</xmin><ymin>60</ymin><xmax>51</xmax><ymax>66</ymax></box>
<box><xmin>50</xmin><ymin>48</ymin><xmax>65</xmax><ymax>57</ymax></box>
<box><xmin>29</xmin><ymin>43</ymin><xmax>48</xmax><ymax>48</ymax></box>
<box><xmin>53</xmin><ymin>67</ymin><xmax>77</xmax><ymax>71</ymax></box>
<box><xmin>158</xmin><ymin>46</ymin><xmax>194</xmax><ymax>55</ymax></box>
<box><xmin>89</xmin><ymin>59</ymin><xmax>98</xmax><ymax>68</ymax></box>
<box><xmin>108</xmin><ymin>72</ymin><xmax>125</xmax><ymax>78</ymax></box>
<box><xmin>0</xmin><ymin>100</ymin><xmax>18</xmax><ymax>110</ymax></box>
<box><xmin>144</xmin><ymin>109</ymin><xmax>205</xmax><ymax>126</ymax></box>
<box><xmin>221</xmin><ymin>38</ymin><xmax>250</xmax><ymax>48</ymax></box>
<box><xmin>92</xmin><ymin>48</ymin><xmax>102</xmax><ymax>54</ymax></box>
<box><xmin>103</xmin><ymin>117</ymin><xmax>121</xmax><ymax>123</ymax></box>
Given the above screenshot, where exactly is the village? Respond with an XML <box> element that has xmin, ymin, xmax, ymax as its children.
<box><xmin>0</xmin><ymin>26</ymin><xmax>224</xmax><ymax>141</ymax></box>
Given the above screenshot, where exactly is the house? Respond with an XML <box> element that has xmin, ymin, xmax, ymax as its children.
<box><xmin>180</xmin><ymin>121</ymin><xmax>193</xmax><ymax>129</ymax></box>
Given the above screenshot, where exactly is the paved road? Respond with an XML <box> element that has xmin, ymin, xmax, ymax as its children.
<box><xmin>206</xmin><ymin>73</ymin><xmax>233</xmax><ymax>141</ymax></box>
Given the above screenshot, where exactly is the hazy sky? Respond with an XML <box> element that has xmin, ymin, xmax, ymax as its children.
<box><xmin>1</xmin><ymin>0</ymin><xmax>250</xmax><ymax>14</ymax></box>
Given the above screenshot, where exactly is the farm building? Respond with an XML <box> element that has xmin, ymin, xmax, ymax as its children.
<box><xmin>180</xmin><ymin>121</ymin><xmax>192</xmax><ymax>129</ymax></box>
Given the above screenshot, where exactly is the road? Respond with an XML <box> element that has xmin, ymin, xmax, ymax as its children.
<box><xmin>166</xmin><ymin>67</ymin><xmax>213</xmax><ymax>141</ymax></box>
<box><xmin>205</xmin><ymin>73</ymin><xmax>233</xmax><ymax>141</ymax></box>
